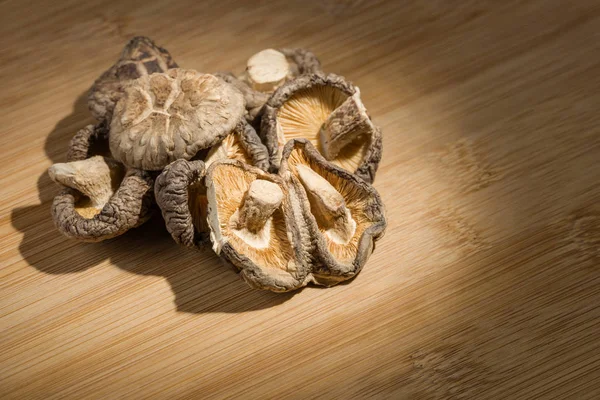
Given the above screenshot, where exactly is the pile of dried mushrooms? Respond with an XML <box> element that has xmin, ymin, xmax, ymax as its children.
<box><xmin>48</xmin><ymin>37</ymin><xmax>386</xmax><ymax>292</ymax></box>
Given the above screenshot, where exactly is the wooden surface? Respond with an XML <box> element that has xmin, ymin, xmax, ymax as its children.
<box><xmin>2</xmin><ymin>1</ymin><xmax>600</xmax><ymax>398</ymax></box>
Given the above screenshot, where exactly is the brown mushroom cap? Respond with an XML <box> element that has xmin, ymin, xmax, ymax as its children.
<box><xmin>279</xmin><ymin>139</ymin><xmax>386</xmax><ymax>285</ymax></box>
<box><xmin>66</xmin><ymin>121</ymin><xmax>110</xmax><ymax>162</ymax></box>
<box><xmin>88</xmin><ymin>36</ymin><xmax>178</xmax><ymax>121</ymax></box>
<box><xmin>205</xmin><ymin>160</ymin><xmax>312</xmax><ymax>291</ymax></box>
<box><xmin>51</xmin><ymin>169</ymin><xmax>154</xmax><ymax>242</ymax></box>
<box><xmin>154</xmin><ymin>159</ymin><xmax>207</xmax><ymax>247</ymax></box>
<box><xmin>50</xmin><ymin>124</ymin><xmax>154</xmax><ymax>242</ymax></box>
<box><xmin>260</xmin><ymin>72</ymin><xmax>382</xmax><ymax>183</ymax></box>
<box><xmin>278</xmin><ymin>48</ymin><xmax>322</xmax><ymax>76</ymax></box>
<box><xmin>109</xmin><ymin>69</ymin><xmax>246</xmax><ymax>170</ymax></box>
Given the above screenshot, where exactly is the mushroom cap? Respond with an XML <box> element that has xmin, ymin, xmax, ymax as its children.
<box><xmin>50</xmin><ymin>123</ymin><xmax>154</xmax><ymax>242</ymax></box>
<box><xmin>88</xmin><ymin>36</ymin><xmax>178</xmax><ymax>121</ymax></box>
<box><xmin>109</xmin><ymin>69</ymin><xmax>246</xmax><ymax>170</ymax></box>
<box><xmin>154</xmin><ymin>159</ymin><xmax>207</xmax><ymax>248</ymax></box>
<box><xmin>260</xmin><ymin>72</ymin><xmax>382</xmax><ymax>183</ymax></box>
<box><xmin>66</xmin><ymin>121</ymin><xmax>110</xmax><ymax>162</ymax></box>
<box><xmin>278</xmin><ymin>48</ymin><xmax>322</xmax><ymax>76</ymax></box>
<box><xmin>279</xmin><ymin>139</ymin><xmax>386</xmax><ymax>284</ymax></box>
<box><xmin>51</xmin><ymin>169</ymin><xmax>154</xmax><ymax>242</ymax></box>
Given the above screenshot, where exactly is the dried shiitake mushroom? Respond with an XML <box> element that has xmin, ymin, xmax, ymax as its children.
<box><xmin>109</xmin><ymin>69</ymin><xmax>246</xmax><ymax>170</ymax></box>
<box><xmin>215</xmin><ymin>48</ymin><xmax>321</xmax><ymax>121</ymax></box>
<box><xmin>154</xmin><ymin>120</ymin><xmax>269</xmax><ymax>247</ymax></box>
<box><xmin>88</xmin><ymin>36</ymin><xmax>178</xmax><ymax>121</ymax></box>
<box><xmin>279</xmin><ymin>139</ymin><xmax>386</xmax><ymax>285</ymax></box>
<box><xmin>49</xmin><ymin>124</ymin><xmax>154</xmax><ymax>242</ymax></box>
<box><xmin>205</xmin><ymin>160</ymin><xmax>312</xmax><ymax>291</ymax></box>
<box><xmin>156</xmin><ymin>139</ymin><xmax>385</xmax><ymax>291</ymax></box>
<box><xmin>154</xmin><ymin>159</ymin><xmax>208</xmax><ymax>247</ymax></box>
<box><xmin>154</xmin><ymin>118</ymin><xmax>269</xmax><ymax>245</ymax></box>
<box><xmin>260</xmin><ymin>72</ymin><xmax>382</xmax><ymax>183</ymax></box>
<box><xmin>51</xmin><ymin>35</ymin><xmax>387</xmax><ymax>292</ymax></box>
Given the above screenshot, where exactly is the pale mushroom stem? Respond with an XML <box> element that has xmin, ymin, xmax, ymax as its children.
<box><xmin>48</xmin><ymin>156</ymin><xmax>121</xmax><ymax>209</ymax></box>
<box><xmin>295</xmin><ymin>164</ymin><xmax>356</xmax><ymax>244</ymax></box>
<box><xmin>246</xmin><ymin>49</ymin><xmax>291</xmax><ymax>92</ymax></box>
<box><xmin>319</xmin><ymin>89</ymin><xmax>373</xmax><ymax>160</ymax></box>
<box><xmin>234</xmin><ymin>179</ymin><xmax>284</xmax><ymax>232</ymax></box>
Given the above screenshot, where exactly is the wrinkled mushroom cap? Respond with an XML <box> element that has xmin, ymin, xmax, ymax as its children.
<box><xmin>154</xmin><ymin>159</ymin><xmax>208</xmax><ymax>247</ymax></box>
<box><xmin>279</xmin><ymin>139</ymin><xmax>386</xmax><ymax>284</ymax></box>
<box><xmin>278</xmin><ymin>48</ymin><xmax>322</xmax><ymax>76</ymax></box>
<box><xmin>109</xmin><ymin>69</ymin><xmax>246</xmax><ymax>170</ymax></box>
<box><xmin>51</xmin><ymin>169</ymin><xmax>154</xmax><ymax>242</ymax></box>
<box><xmin>50</xmin><ymin>124</ymin><xmax>154</xmax><ymax>242</ymax></box>
<box><xmin>88</xmin><ymin>36</ymin><xmax>178</xmax><ymax>121</ymax></box>
<box><xmin>261</xmin><ymin>72</ymin><xmax>382</xmax><ymax>183</ymax></box>
<box><xmin>66</xmin><ymin>122</ymin><xmax>110</xmax><ymax>162</ymax></box>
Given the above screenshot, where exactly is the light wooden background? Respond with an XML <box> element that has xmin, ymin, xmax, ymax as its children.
<box><xmin>2</xmin><ymin>1</ymin><xmax>600</xmax><ymax>398</ymax></box>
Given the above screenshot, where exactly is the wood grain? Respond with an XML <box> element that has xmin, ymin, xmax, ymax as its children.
<box><xmin>2</xmin><ymin>0</ymin><xmax>600</xmax><ymax>398</ymax></box>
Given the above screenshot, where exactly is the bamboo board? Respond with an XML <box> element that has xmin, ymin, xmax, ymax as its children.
<box><xmin>1</xmin><ymin>1</ymin><xmax>600</xmax><ymax>398</ymax></box>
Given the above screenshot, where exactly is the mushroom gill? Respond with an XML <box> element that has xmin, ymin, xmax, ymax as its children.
<box><xmin>204</xmin><ymin>133</ymin><xmax>253</xmax><ymax>167</ymax></box>
<box><xmin>286</xmin><ymin>148</ymin><xmax>373</xmax><ymax>263</ymax></box>
<box><xmin>208</xmin><ymin>164</ymin><xmax>295</xmax><ymax>272</ymax></box>
<box><xmin>276</xmin><ymin>85</ymin><xmax>372</xmax><ymax>174</ymax></box>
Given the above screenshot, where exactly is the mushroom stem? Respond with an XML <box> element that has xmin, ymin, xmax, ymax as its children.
<box><xmin>319</xmin><ymin>89</ymin><xmax>373</xmax><ymax>160</ymax></box>
<box><xmin>246</xmin><ymin>49</ymin><xmax>290</xmax><ymax>92</ymax></box>
<box><xmin>295</xmin><ymin>164</ymin><xmax>356</xmax><ymax>244</ymax></box>
<box><xmin>48</xmin><ymin>156</ymin><xmax>123</xmax><ymax>209</ymax></box>
<box><xmin>233</xmin><ymin>179</ymin><xmax>284</xmax><ymax>232</ymax></box>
